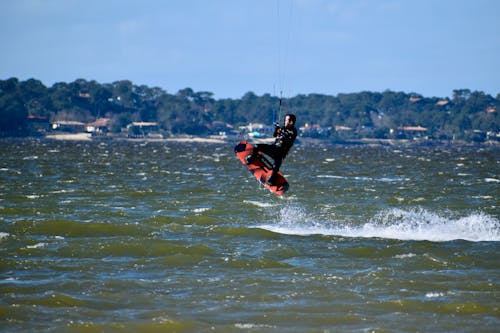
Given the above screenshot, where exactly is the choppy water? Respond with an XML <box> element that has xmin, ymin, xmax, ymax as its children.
<box><xmin>1</xmin><ymin>138</ymin><xmax>499</xmax><ymax>332</ymax></box>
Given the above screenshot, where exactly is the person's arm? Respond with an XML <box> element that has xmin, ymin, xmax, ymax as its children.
<box><xmin>273</xmin><ymin>123</ymin><xmax>281</xmax><ymax>137</ymax></box>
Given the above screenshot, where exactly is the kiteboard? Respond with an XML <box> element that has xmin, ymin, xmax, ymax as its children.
<box><xmin>234</xmin><ymin>140</ymin><xmax>289</xmax><ymax>196</ymax></box>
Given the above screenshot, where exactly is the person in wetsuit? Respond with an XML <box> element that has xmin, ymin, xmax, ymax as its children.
<box><xmin>246</xmin><ymin>113</ymin><xmax>297</xmax><ymax>185</ymax></box>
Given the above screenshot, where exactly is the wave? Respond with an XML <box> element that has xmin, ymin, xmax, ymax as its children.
<box><xmin>256</xmin><ymin>206</ymin><xmax>500</xmax><ymax>242</ymax></box>
<box><xmin>316</xmin><ymin>174</ymin><xmax>408</xmax><ymax>183</ymax></box>
<box><xmin>243</xmin><ymin>200</ymin><xmax>275</xmax><ymax>208</ymax></box>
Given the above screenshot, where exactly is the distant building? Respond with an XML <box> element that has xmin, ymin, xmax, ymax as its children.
<box><xmin>240</xmin><ymin>123</ymin><xmax>274</xmax><ymax>138</ymax></box>
<box><xmin>27</xmin><ymin>114</ymin><xmax>49</xmax><ymax>122</ymax></box>
<box><xmin>78</xmin><ymin>91</ymin><xmax>90</xmax><ymax>99</ymax></box>
<box><xmin>52</xmin><ymin>120</ymin><xmax>86</xmax><ymax>132</ymax></box>
<box><xmin>394</xmin><ymin>126</ymin><xmax>428</xmax><ymax>140</ymax></box>
<box><xmin>126</xmin><ymin>122</ymin><xmax>162</xmax><ymax>138</ymax></box>
<box><xmin>334</xmin><ymin>125</ymin><xmax>353</xmax><ymax>132</ymax></box>
<box><xmin>86</xmin><ymin>118</ymin><xmax>110</xmax><ymax>133</ymax></box>
<box><xmin>398</xmin><ymin>126</ymin><xmax>427</xmax><ymax>132</ymax></box>
<box><xmin>436</xmin><ymin>100</ymin><xmax>450</xmax><ymax>106</ymax></box>
<box><xmin>208</xmin><ymin>121</ymin><xmax>235</xmax><ymax>136</ymax></box>
<box><xmin>487</xmin><ymin>131</ymin><xmax>500</xmax><ymax>141</ymax></box>
<box><xmin>300</xmin><ymin>123</ymin><xmax>330</xmax><ymax>137</ymax></box>
<box><xmin>27</xmin><ymin>114</ymin><xmax>50</xmax><ymax>135</ymax></box>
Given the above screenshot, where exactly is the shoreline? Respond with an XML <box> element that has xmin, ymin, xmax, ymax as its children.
<box><xmin>43</xmin><ymin>133</ymin><xmax>228</xmax><ymax>144</ymax></box>
<box><xmin>6</xmin><ymin>132</ymin><xmax>500</xmax><ymax>148</ymax></box>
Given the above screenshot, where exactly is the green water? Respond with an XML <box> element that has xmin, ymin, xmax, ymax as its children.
<box><xmin>1</xmin><ymin>138</ymin><xmax>499</xmax><ymax>332</ymax></box>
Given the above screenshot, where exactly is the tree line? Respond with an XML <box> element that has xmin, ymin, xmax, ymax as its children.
<box><xmin>1</xmin><ymin>77</ymin><xmax>499</xmax><ymax>142</ymax></box>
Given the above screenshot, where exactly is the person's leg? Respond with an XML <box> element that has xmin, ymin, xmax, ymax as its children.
<box><xmin>247</xmin><ymin>145</ymin><xmax>282</xmax><ymax>184</ymax></box>
<box><xmin>255</xmin><ymin>144</ymin><xmax>276</xmax><ymax>158</ymax></box>
<box><xmin>246</xmin><ymin>144</ymin><xmax>275</xmax><ymax>164</ymax></box>
<box><xmin>267</xmin><ymin>153</ymin><xmax>283</xmax><ymax>184</ymax></box>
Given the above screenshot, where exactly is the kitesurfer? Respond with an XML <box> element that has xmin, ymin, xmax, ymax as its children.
<box><xmin>246</xmin><ymin>113</ymin><xmax>297</xmax><ymax>185</ymax></box>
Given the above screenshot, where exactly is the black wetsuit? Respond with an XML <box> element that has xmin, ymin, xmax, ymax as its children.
<box><xmin>255</xmin><ymin>125</ymin><xmax>297</xmax><ymax>178</ymax></box>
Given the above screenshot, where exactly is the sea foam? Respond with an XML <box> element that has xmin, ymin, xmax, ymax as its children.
<box><xmin>258</xmin><ymin>206</ymin><xmax>500</xmax><ymax>242</ymax></box>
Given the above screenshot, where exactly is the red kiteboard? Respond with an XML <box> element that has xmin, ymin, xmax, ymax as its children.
<box><xmin>234</xmin><ymin>140</ymin><xmax>289</xmax><ymax>196</ymax></box>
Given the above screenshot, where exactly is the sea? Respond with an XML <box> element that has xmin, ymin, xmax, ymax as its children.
<box><xmin>1</xmin><ymin>138</ymin><xmax>499</xmax><ymax>332</ymax></box>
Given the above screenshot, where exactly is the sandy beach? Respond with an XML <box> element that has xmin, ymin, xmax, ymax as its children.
<box><xmin>45</xmin><ymin>133</ymin><xmax>92</xmax><ymax>141</ymax></box>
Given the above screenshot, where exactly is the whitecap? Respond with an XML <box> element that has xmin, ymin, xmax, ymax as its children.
<box><xmin>50</xmin><ymin>189</ymin><xmax>76</xmax><ymax>194</ymax></box>
<box><xmin>353</xmin><ymin>176</ymin><xmax>372</xmax><ymax>181</ymax></box>
<box><xmin>193</xmin><ymin>207</ymin><xmax>210</xmax><ymax>213</ymax></box>
<box><xmin>378</xmin><ymin>177</ymin><xmax>405</xmax><ymax>183</ymax></box>
<box><xmin>235</xmin><ymin>324</ymin><xmax>254</xmax><ymax>329</ymax></box>
<box><xmin>243</xmin><ymin>200</ymin><xmax>274</xmax><ymax>208</ymax></box>
<box><xmin>317</xmin><ymin>175</ymin><xmax>345</xmax><ymax>179</ymax></box>
<box><xmin>235</xmin><ymin>323</ymin><xmax>275</xmax><ymax>329</ymax></box>
<box><xmin>26</xmin><ymin>242</ymin><xmax>46</xmax><ymax>249</ymax></box>
<box><xmin>472</xmin><ymin>196</ymin><xmax>493</xmax><ymax>200</ymax></box>
<box><xmin>22</xmin><ymin>155</ymin><xmax>38</xmax><ymax>160</ymax></box>
<box><xmin>394</xmin><ymin>253</ymin><xmax>417</xmax><ymax>259</ymax></box>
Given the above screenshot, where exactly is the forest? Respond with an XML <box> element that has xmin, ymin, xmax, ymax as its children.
<box><xmin>1</xmin><ymin>77</ymin><xmax>499</xmax><ymax>142</ymax></box>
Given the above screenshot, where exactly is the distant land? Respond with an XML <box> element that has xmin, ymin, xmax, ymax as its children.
<box><xmin>1</xmin><ymin>77</ymin><xmax>499</xmax><ymax>144</ymax></box>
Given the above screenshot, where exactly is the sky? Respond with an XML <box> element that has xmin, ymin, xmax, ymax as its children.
<box><xmin>1</xmin><ymin>0</ymin><xmax>499</xmax><ymax>99</ymax></box>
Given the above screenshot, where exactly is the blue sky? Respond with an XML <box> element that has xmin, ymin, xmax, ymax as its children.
<box><xmin>1</xmin><ymin>0</ymin><xmax>499</xmax><ymax>99</ymax></box>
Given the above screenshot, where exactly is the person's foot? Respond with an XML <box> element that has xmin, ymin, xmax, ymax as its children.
<box><xmin>267</xmin><ymin>173</ymin><xmax>277</xmax><ymax>185</ymax></box>
<box><xmin>245</xmin><ymin>154</ymin><xmax>256</xmax><ymax>165</ymax></box>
